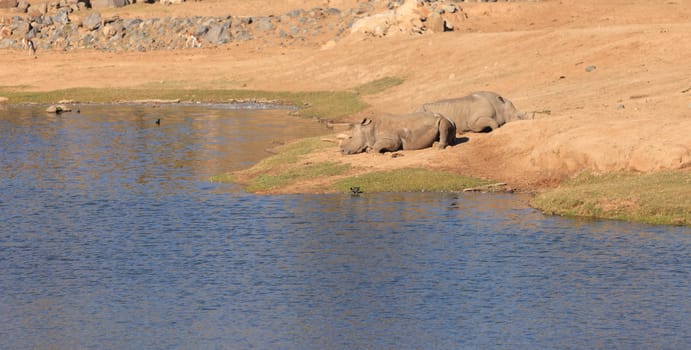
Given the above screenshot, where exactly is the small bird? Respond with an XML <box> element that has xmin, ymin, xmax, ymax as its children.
<box><xmin>350</xmin><ymin>187</ymin><xmax>363</xmax><ymax>196</ymax></box>
<box><xmin>155</xmin><ymin>118</ymin><xmax>161</xmax><ymax>125</ymax></box>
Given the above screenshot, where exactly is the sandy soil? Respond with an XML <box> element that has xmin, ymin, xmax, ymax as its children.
<box><xmin>2</xmin><ymin>0</ymin><xmax>690</xmax><ymax>192</ymax></box>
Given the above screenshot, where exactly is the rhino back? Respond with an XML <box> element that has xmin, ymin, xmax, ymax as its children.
<box><xmin>420</xmin><ymin>95</ymin><xmax>493</xmax><ymax>131</ymax></box>
<box><xmin>374</xmin><ymin>112</ymin><xmax>437</xmax><ymax>132</ymax></box>
<box><xmin>374</xmin><ymin>112</ymin><xmax>441</xmax><ymax>150</ymax></box>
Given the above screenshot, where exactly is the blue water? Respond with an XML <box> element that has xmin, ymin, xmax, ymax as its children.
<box><xmin>1</xmin><ymin>105</ymin><xmax>689</xmax><ymax>349</ymax></box>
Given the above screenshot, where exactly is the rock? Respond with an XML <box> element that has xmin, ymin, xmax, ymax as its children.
<box><xmin>194</xmin><ymin>24</ymin><xmax>209</xmax><ymax>37</ymax></box>
<box><xmin>35</xmin><ymin>14</ymin><xmax>53</xmax><ymax>26</ymax></box>
<box><xmin>0</xmin><ymin>0</ymin><xmax>18</xmax><ymax>9</ymax></box>
<box><xmin>356</xmin><ymin>2</ymin><xmax>374</xmax><ymax>15</ymax></box>
<box><xmin>46</xmin><ymin>104</ymin><xmax>72</xmax><ymax>113</ymax></box>
<box><xmin>286</xmin><ymin>9</ymin><xmax>302</xmax><ymax>18</ymax></box>
<box><xmin>52</xmin><ymin>8</ymin><xmax>70</xmax><ymax>24</ymax></box>
<box><xmin>16</xmin><ymin>0</ymin><xmax>29</xmax><ymax>12</ymax></box>
<box><xmin>91</xmin><ymin>0</ymin><xmax>130</xmax><ymax>9</ymax></box>
<box><xmin>131</xmin><ymin>99</ymin><xmax>180</xmax><ymax>104</ymax></box>
<box><xmin>463</xmin><ymin>182</ymin><xmax>511</xmax><ymax>193</ymax></box>
<box><xmin>80</xmin><ymin>33</ymin><xmax>94</xmax><ymax>47</ymax></box>
<box><xmin>102</xmin><ymin>24</ymin><xmax>115</xmax><ymax>37</ymax></box>
<box><xmin>123</xmin><ymin>18</ymin><xmax>142</xmax><ymax>30</ymax></box>
<box><xmin>233</xmin><ymin>27</ymin><xmax>252</xmax><ymax>41</ymax></box>
<box><xmin>256</xmin><ymin>17</ymin><xmax>274</xmax><ymax>32</ymax></box>
<box><xmin>11</xmin><ymin>20</ymin><xmax>30</xmax><ymax>37</ymax></box>
<box><xmin>82</xmin><ymin>12</ymin><xmax>102</xmax><ymax>31</ymax></box>
<box><xmin>426</xmin><ymin>12</ymin><xmax>445</xmax><ymax>33</ymax></box>
<box><xmin>0</xmin><ymin>38</ymin><xmax>14</xmax><ymax>49</ymax></box>
<box><xmin>442</xmin><ymin>5</ymin><xmax>459</xmax><ymax>14</ymax></box>
<box><xmin>351</xmin><ymin>12</ymin><xmax>395</xmax><ymax>36</ymax></box>
<box><xmin>585</xmin><ymin>65</ymin><xmax>597</xmax><ymax>72</ymax></box>
<box><xmin>206</xmin><ymin>20</ymin><xmax>231</xmax><ymax>45</ymax></box>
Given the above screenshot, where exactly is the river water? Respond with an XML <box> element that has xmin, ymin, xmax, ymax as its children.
<box><xmin>1</xmin><ymin>105</ymin><xmax>689</xmax><ymax>349</ymax></box>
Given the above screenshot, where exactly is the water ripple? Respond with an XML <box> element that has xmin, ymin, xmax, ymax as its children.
<box><xmin>1</xmin><ymin>106</ymin><xmax>690</xmax><ymax>349</ymax></box>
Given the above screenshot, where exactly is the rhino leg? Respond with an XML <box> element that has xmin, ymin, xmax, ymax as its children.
<box><xmin>371</xmin><ymin>138</ymin><xmax>402</xmax><ymax>153</ymax></box>
<box><xmin>469</xmin><ymin>117</ymin><xmax>499</xmax><ymax>132</ymax></box>
<box><xmin>435</xmin><ymin>116</ymin><xmax>456</xmax><ymax>149</ymax></box>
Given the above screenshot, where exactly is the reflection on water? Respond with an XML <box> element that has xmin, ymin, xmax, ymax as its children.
<box><xmin>1</xmin><ymin>106</ymin><xmax>690</xmax><ymax>349</ymax></box>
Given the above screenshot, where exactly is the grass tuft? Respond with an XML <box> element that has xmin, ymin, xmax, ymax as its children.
<box><xmin>332</xmin><ymin>168</ymin><xmax>490</xmax><ymax>193</ymax></box>
<box><xmin>220</xmin><ymin>137</ymin><xmax>350</xmax><ymax>192</ymax></box>
<box><xmin>244</xmin><ymin>137</ymin><xmax>335</xmax><ymax>175</ymax></box>
<box><xmin>246</xmin><ymin>162</ymin><xmax>350</xmax><ymax>192</ymax></box>
<box><xmin>531</xmin><ymin>170</ymin><xmax>691</xmax><ymax>226</ymax></box>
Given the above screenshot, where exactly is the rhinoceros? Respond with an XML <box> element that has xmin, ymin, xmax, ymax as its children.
<box><xmin>416</xmin><ymin>91</ymin><xmax>530</xmax><ymax>133</ymax></box>
<box><xmin>340</xmin><ymin>112</ymin><xmax>456</xmax><ymax>154</ymax></box>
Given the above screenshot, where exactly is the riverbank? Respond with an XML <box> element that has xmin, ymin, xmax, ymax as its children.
<box><xmin>1</xmin><ymin>0</ymin><xmax>690</xmax><ymax>225</ymax></box>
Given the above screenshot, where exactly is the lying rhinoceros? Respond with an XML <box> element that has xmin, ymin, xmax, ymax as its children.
<box><xmin>340</xmin><ymin>112</ymin><xmax>456</xmax><ymax>154</ymax></box>
<box><xmin>416</xmin><ymin>91</ymin><xmax>530</xmax><ymax>133</ymax></box>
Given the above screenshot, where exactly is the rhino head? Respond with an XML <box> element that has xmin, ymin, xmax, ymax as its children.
<box><xmin>500</xmin><ymin>97</ymin><xmax>534</xmax><ymax>122</ymax></box>
<box><xmin>340</xmin><ymin>118</ymin><xmax>375</xmax><ymax>155</ymax></box>
<box><xmin>515</xmin><ymin>111</ymin><xmax>534</xmax><ymax>120</ymax></box>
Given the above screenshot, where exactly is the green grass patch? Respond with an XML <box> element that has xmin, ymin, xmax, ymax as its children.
<box><xmin>209</xmin><ymin>173</ymin><xmax>236</xmax><ymax>183</ymax></box>
<box><xmin>245</xmin><ymin>162</ymin><xmax>350</xmax><ymax>193</ymax></box>
<box><xmin>217</xmin><ymin>136</ymin><xmax>492</xmax><ymax>194</ymax></box>
<box><xmin>531</xmin><ymin>170</ymin><xmax>691</xmax><ymax>226</ymax></box>
<box><xmin>332</xmin><ymin>168</ymin><xmax>491</xmax><ymax>193</ymax></box>
<box><xmin>0</xmin><ymin>87</ymin><xmax>365</xmax><ymax>119</ymax></box>
<box><xmin>215</xmin><ymin>136</ymin><xmax>350</xmax><ymax>192</ymax></box>
<box><xmin>243</xmin><ymin>137</ymin><xmax>335</xmax><ymax>175</ymax></box>
<box><xmin>0</xmin><ymin>76</ymin><xmax>404</xmax><ymax>120</ymax></box>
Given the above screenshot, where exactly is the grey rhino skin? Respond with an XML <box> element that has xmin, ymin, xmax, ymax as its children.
<box><xmin>416</xmin><ymin>91</ymin><xmax>530</xmax><ymax>133</ymax></box>
<box><xmin>340</xmin><ymin>112</ymin><xmax>456</xmax><ymax>154</ymax></box>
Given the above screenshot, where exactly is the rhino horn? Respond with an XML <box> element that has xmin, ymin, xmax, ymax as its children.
<box><xmin>517</xmin><ymin>111</ymin><xmax>533</xmax><ymax>120</ymax></box>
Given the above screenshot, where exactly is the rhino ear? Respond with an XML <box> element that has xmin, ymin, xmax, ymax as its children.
<box><xmin>496</xmin><ymin>95</ymin><xmax>506</xmax><ymax>104</ymax></box>
<box><xmin>361</xmin><ymin>118</ymin><xmax>373</xmax><ymax>126</ymax></box>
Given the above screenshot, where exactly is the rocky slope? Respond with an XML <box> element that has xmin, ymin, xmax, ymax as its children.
<box><xmin>1</xmin><ymin>0</ymin><xmax>473</xmax><ymax>51</ymax></box>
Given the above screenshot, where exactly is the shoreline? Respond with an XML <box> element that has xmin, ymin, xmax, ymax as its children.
<box><xmin>6</xmin><ymin>99</ymin><xmax>299</xmax><ymax>110</ymax></box>
<box><xmin>4</xmin><ymin>95</ymin><xmax>690</xmax><ymax>226</ymax></box>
